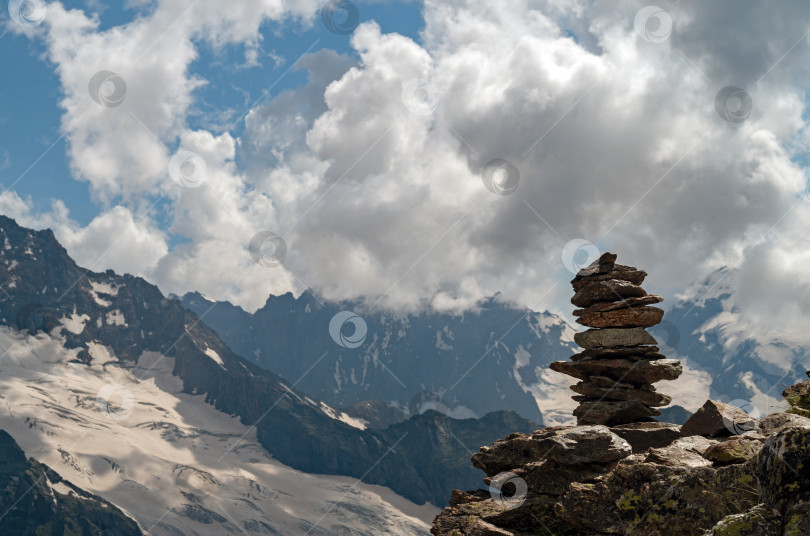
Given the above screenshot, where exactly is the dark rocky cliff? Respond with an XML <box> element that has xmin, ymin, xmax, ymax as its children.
<box><xmin>0</xmin><ymin>429</ymin><xmax>144</xmax><ymax>535</ymax></box>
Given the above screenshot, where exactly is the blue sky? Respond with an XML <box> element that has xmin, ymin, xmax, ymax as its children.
<box><xmin>0</xmin><ymin>0</ymin><xmax>424</xmax><ymax>227</ymax></box>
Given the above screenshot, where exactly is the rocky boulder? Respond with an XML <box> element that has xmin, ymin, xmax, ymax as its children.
<box><xmin>550</xmin><ymin>358</ymin><xmax>682</xmax><ymax>384</ymax></box>
<box><xmin>431</xmin><ymin>418</ymin><xmax>762</xmax><ymax>536</ymax></box>
<box><xmin>705</xmin><ymin>504</ymin><xmax>782</xmax><ymax>536</ymax></box>
<box><xmin>432</xmin><ymin>404</ymin><xmax>810</xmax><ymax>536</ymax></box>
<box><xmin>572</xmin><ymin>381</ymin><xmax>672</xmax><ymax>406</ymax></box>
<box><xmin>783</xmin><ymin>371</ymin><xmax>810</xmax><ymax>418</ymax></box>
<box><xmin>757</xmin><ymin>412</ymin><xmax>810</xmax><ymax>435</ymax></box>
<box><xmin>680</xmin><ymin>400</ymin><xmax>756</xmax><ymax>437</ymax></box>
<box><xmin>532</xmin><ymin>425</ymin><xmax>632</xmax><ymax>464</ymax></box>
<box><xmin>756</xmin><ymin>425</ymin><xmax>810</xmax><ymax>505</ymax></box>
<box><xmin>576</xmin><ymin>306</ymin><xmax>664</xmax><ymax>328</ymax></box>
<box><xmin>610</xmin><ymin>422</ymin><xmax>681</xmax><ymax>453</ymax></box>
<box><xmin>573</xmin><ymin>399</ymin><xmax>662</xmax><ymax>425</ymax></box>
<box><xmin>573</xmin><ymin>294</ymin><xmax>664</xmax><ymax>315</ymax></box>
<box><xmin>571</xmin><ymin>344</ymin><xmax>666</xmax><ymax>361</ymax></box>
<box><xmin>571</xmin><ymin>279</ymin><xmax>648</xmax><ymax>308</ymax></box>
<box><xmin>703</xmin><ymin>437</ymin><xmax>762</xmax><ymax>466</ymax></box>
<box><xmin>707</xmin><ymin>424</ymin><xmax>810</xmax><ymax>535</ymax></box>
<box><xmin>573</xmin><ymin>326</ymin><xmax>658</xmax><ymax>348</ymax></box>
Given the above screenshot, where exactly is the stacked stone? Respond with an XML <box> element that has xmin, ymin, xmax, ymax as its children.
<box><xmin>550</xmin><ymin>252</ymin><xmax>682</xmax><ymax>426</ymax></box>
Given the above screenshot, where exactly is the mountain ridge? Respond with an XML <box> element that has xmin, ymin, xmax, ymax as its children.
<box><xmin>181</xmin><ymin>288</ymin><xmax>579</xmax><ymax>425</ymax></box>
<box><xmin>0</xmin><ymin>214</ymin><xmax>536</xmax><ymax>514</ymax></box>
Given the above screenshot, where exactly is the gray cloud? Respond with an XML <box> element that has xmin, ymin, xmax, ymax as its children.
<box><xmin>9</xmin><ymin>0</ymin><xmax>810</xmax><ymax>341</ymax></box>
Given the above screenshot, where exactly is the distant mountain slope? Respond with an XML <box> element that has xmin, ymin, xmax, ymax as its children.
<box><xmin>662</xmin><ymin>268</ymin><xmax>806</xmax><ymax>416</ymax></box>
<box><xmin>181</xmin><ymin>290</ymin><xmax>578</xmax><ymax>424</ymax></box>
<box><xmin>0</xmin><ymin>429</ymin><xmax>143</xmax><ymax>536</ymax></box>
<box><xmin>0</xmin><ymin>214</ymin><xmax>535</xmax><ymax>511</ymax></box>
<box><xmin>181</xmin><ymin>255</ymin><xmax>810</xmax><ymax>435</ymax></box>
<box><xmin>0</xmin><ymin>327</ymin><xmax>434</xmax><ymax>535</ymax></box>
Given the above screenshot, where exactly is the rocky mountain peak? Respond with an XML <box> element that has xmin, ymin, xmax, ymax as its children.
<box><xmin>0</xmin><ymin>429</ymin><xmax>143</xmax><ymax>535</ymax></box>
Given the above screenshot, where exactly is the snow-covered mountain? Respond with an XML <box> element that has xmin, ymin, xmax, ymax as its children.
<box><xmin>0</xmin><ymin>326</ymin><xmax>434</xmax><ymax>535</ymax></box>
<box><xmin>661</xmin><ymin>267</ymin><xmax>809</xmax><ymax>418</ymax></box>
<box><xmin>181</xmin><ymin>291</ymin><xmax>578</xmax><ymax>425</ymax></box>
<box><xmin>0</xmin><ymin>214</ymin><xmax>536</xmax><ymax>533</ymax></box>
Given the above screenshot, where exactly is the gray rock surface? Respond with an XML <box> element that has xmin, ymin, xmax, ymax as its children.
<box><xmin>610</xmin><ymin>422</ymin><xmax>681</xmax><ymax>453</ymax></box>
<box><xmin>571</xmin><ymin>279</ymin><xmax>648</xmax><ymax>308</ymax></box>
<box><xmin>571</xmin><ymin>381</ymin><xmax>671</xmax><ymax>406</ymax></box>
<box><xmin>576</xmin><ymin>306</ymin><xmax>664</xmax><ymax>328</ymax></box>
<box><xmin>550</xmin><ymin>358</ymin><xmax>682</xmax><ymax>384</ymax></box>
<box><xmin>680</xmin><ymin>400</ymin><xmax>756</xmax><ymax>437</ymax></box>
<box><xmin>574</xmin><ymin>327</ymin><xmax>658</xmax><ymax>348</ymax></box>
<box><xmin>532</xmin><ymin>425</ymin><xmax>632</xmax><ymax>465</ymax></box>
<box><xmin>573</xmin><ymin>399</ymin><xmax>661</xmax><ymax>426</ymax></box>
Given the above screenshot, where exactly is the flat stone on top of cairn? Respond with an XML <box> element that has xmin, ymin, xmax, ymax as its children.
<box><xmin>550</xmin><ymin>252</ymin><xmax>682</xmax><ymax>426</ymax></box>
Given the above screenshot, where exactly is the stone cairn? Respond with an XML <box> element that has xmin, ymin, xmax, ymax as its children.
<box><xmin>550</xmin><ymin>252</ymin><xmax>682</xmax><ymax>426</ymax></box>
